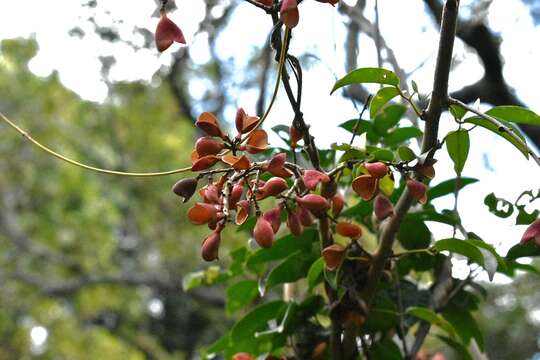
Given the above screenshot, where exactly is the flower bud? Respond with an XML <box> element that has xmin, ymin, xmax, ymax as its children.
<box><xmin>374</xmin><ymin>194</ymin><xmax>394</xmax><ymax>221</ymax></box>
<box><xmin>352</xmin><ymin>175</ymin><xmax>378</xmax><ymax>201</ymax></box>
<box><xmin>287</xmin><ymin>211</ymin><xmax>304</xmax><ymax>236</ymax></box>
<box><xmin>331</xmin><ymin>194</ymin><xmax>345</xmax><ymax>217</ymax></box>
<box><xmin>303</xmin><ymin>169</ymin><xmax>331</xmax><ymax>191</ymax></box>
<box><xmin>253</xmin><ymin>217</ymin><xmax>274</xmax><ymax>248</ymax></box>
<box><xmin>365</xmin><ymin>162</ymin><xmax>389</xmax><ymax>179</ymax></box>
<box><xmin>280</xmin><ymin>0</ymin><xmax>299</xmax><ymax>29</ymax></box>
<box><xmin>171</xmin><ymin>178</ymin><xmax>198</xmax><ymax>203</ymax></box>
<box><xmin>195</xmin><ymin>137</ymin><xmax>224</xmax><ymax>156</ymax></box>
<box><xmin>201</xmin><ymin>231</ymin><xmax>221</xmax><ymax>261</ymax></box>
<box><xmin>296</xmin><ymin>194</ymin><xmax>329</xmax><ymax>212</ymax></box>
<box><xmin>155</xmin><ymin>12</ymin><xmax>186</xmax><ymax>52</ymax></box>
<box><xmin>322</xmin><ymin>244</ymin><xmax>346</xmax><ymax>271</ymax></box>
<box><xmin>521</xmin><ymin>218</ymin><xmax>540</xmax><ymax>246</ymax></box>
<box><xmin>406</xmin><ymin>178</ymin><xmax>428</xmax><ymax>204</ymax></box>
<box><xmin>336</xmin><ymin>222</ymin><xmax>362</xmax><ymax>239</ymax></box>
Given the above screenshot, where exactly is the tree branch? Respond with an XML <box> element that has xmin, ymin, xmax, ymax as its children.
<box><xmin>362</xmin><ymin>0</ymin><xmax>460</xmax><ymax>307</ymax></box>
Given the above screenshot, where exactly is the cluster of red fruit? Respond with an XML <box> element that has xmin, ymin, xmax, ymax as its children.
<box><xmin>171</xmin><ymin>108</ymin><xmax>430</xmax><ymax>265</ymax></box>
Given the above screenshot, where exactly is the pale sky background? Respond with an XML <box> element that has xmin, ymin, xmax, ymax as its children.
<box><xmin>0</xmin><ymin>0</ymin><xmax>539</xmax><ymax>283</ymax></box>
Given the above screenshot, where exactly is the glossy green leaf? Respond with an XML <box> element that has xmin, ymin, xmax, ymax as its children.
<box><xmin>398</xmin><ymin>146</ymin><xmax>416</xmax><ymax>162</ymax></box>
<box><xmin>443</xmin><ymin>305</ymin><xmax>484</xmax><ymax>350</ymax></box>
<box><xmin>339</xmin><ymin>119</ymin><xmax>373</xmax><ymax>136</ymax></box>
<box><xmin>369</xmin><ymin>339</ymin><xmax>403</xmax><ymax>360</ymax></box>
<box><xmin>226</xmin><ymin>280</ymin><xmax>259</xmax><ymax>315</ymax></box>
<box><xmin>374</xmin><ymin>104</ymin><xmax>407</xmax><ymax>134</ymax></box>
<box><xmin>398</xmin><ymin>216</ymin><xmax>431</xmax><ymax>250</ymax></box>
<box><xmin>230</xmin><ymin>300</ymin><xmax>286</xmax><ymax>343</ymax></box>
<box><xmin>486</xmin><ymin>106</ymin><xmax>540</xmax><ymax>126</ymax></box>
<box><xmin>307</xmin><ymin>257</ymin><xmax>325</xmax><ymax>290</ymax></box>
<box><xmin>449</xmin><ymin>104</ymin><xmax>467</xmax><ymax>120</ymax></box>
<box><xmin>428</xmin><ymin>177</ymin><xmax>478</xmax><ymax>201</ymax></box>
<box><xmin>446</xmin><ymin>130</ymin><xmax>470</xmax><ymax>175</ymax></box>
<box><xmin>434</xmin><ymin>238</ymin><xmax>484</xmax><ymax>267</ymax></box>
<box><xmin>407</xmin><ymin>307</ymin><xmax>456</xmax><ymax>336</ymax></box>
<box><xmin>383</xmin><ymin>126</ymin><xmax>423</xmax><ymax>146</ymax></box>
<box><xmin>464</xmin><ymin>115</ymin><xmax>529</xmax><ymax>158</ymax></box>
<box><xmin>484</xmin><ymin>193</ymin><xmax>514</xmax><ymax>218</ymax></box>
<box><xmin>466</xmin><ymin>239</ymin><xmax>507</xmax><ymax>274</ymax></box>
<box><xmin>370</xmin><ymin>86</ymin><xmax>400</xmax><ymax>118</ymax></box>
<box><xmin>331</xmin><ymin>67</ymin><xmax>399</xmax><ymax>94</ymax></box>
<box><xmin>266</xmin><ymin>251</ymin><xmax>315</xmax><ymax>289</ymax></box>
<box><xmin>506</xmin><ymin>241</ymin><xmax>540</xmax><ymax>260</ymax></box>
<box><xmin>438</xmin><ymin>335</ymin><xmax>473</xmax><ymax>360</ymax></box>
<box><xmin>247</xmin><ymin>229</ymin><xmax>317</xmax><ymax>268</ymax></box>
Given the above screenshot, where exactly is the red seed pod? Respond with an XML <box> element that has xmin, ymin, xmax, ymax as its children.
<box><xmin>290</xmin><ymin>126</ymin><xmax>303</xmax><ymax>148</ymax></box>
<box><xmin>415</xmin><ymin>163</ymin><xmax>436</xmax><ymax>179</ymax></box>
<box><xmin>199</xmin><ymin>183</ymin><xmax>220</xmax><ymax>204</ymax></box>
<box><xmin>195</xmin><ymin>137</ymin><xmax>224</xmax><ymax>156</ymax></box>
<box><xmin>246</xmin><ymin>129</ymin><xmax>269</xmax><ymax>154</ymax></box>
<box><xmin>232</xmin><ymin>353</ymin><xmax>255</xmax><ymax>360</ymax></box>
<box><xmin>352</xmin><ymin>175</ymin><xmax>378</xmax><ymax>201</ymax></box>
<box><xmin>191</xmin><ymin>155</ymin><xmax>220</xmax><ymax>172</ymax></box>
<box><xmin>406</xmin><ymin>178</ymin><xmax>428</xmax><ymax>204</ymax></box>
<box><xmin>155</xmin><ymin>12</ymin><xmax>186</xmax><ymax>52</ymax></box>
<box><xmin>187</xmin><ymin>203</ymin><xmax>219</xmax><ymax>225</ymax></box>
<box><xmin>201</xmin><ymin>231</ymin><xmax>221</xmax><ymax>261</ymax></box>
<box><xmin>296</xmin><ymin>194</ymin><xmax>330</xmax><ymax>212</ymax></box>
<box><xmin>256</xmin><ymin>0</ymin><xmax>273</xmax><ymax>6</ymax></box>
<box><xmin>171</xmin><ymin>178</ymin><xmax>198</xmax><ymax>203</ymax></box>
<box><xmin>521</xmin><ymin>218</ymin><xmax>540</xmax><ymax>246</ymax></box>
<box><xmin>235</xmin><ymin>107</ymin><xmax>259</xmax><ymax>135</ymax></box>
<box><xmin>267</xmin><ymin>153</ymin><xmax>293</xmax><ymax>178</ymax></box>
<box><xmin>280</xmin><ymin>0</ymin><xmax>299</xmax><ymax>28</ymax></box>
<box><xmin>331</xmin><ymin>194</ymin><xmax>345</xmax><ymax>217</ymax></box>
<box><xmin>253</xmin><ymin>217</ymin><xmax>275</xmax><ymax>248</ymax></box>
<box><xmin>315</xmin><ymin>0</ymin><xmax>339</xmax><ymax>5</ymax></box>
<box><xmin>303</xmin><ymin>169</ymin><xmax>331</xmax><ymax>191</ymax></box>
<box><xmin>322</xmin><ymin>244</ymin><xmax>346</xmax><ymax>271</ymax></box>
<box><xmin>374</xmin><ymin>194</ymin><xmax>394</xmax><ymax>221</ymax></box>
<box><xmin>336</xmin><ymin>222</ymin><xmax>362</xmax><ymax>239</ymax></box>
<box><xmin>221</xmin><ymin>154</ymin><xmax>251</xmax><ymax>171</ymax></box>
<box><xmin>229</xmin><ymin>182</ymin><xmax>244</xmax><ymax>208</ymax></box>
<box><xmin>257</xmin><ymin>177</ymin><xmax>288</xmax><ymax>200</ymax></box>
<box><xmin>235</xmin><ymin>200</ymin><xmax>250</xmax><ymax>225</ymax></box>
<box><xmin>195</xmin><ymin>112</ymin><xmax>225</xmax><ymax>138</ymax></box>
<box><xmin>365</xmin><ymin>162</ymin><xmax>389</xmax><ymax>179</ymax></box>
<box><xmin>287</xmin><ymin>211</ymin><xmax>304</xmax><ymax>236</ymax></box>
<box><xmin>297</xmin><ymin>205</ymin><xmax>314</xmax><ymax>226</ymax></box>
<box><xmin>263</xmin><ymin>205</ymin><xmax>283</xmax><ymax>234</ymax></box>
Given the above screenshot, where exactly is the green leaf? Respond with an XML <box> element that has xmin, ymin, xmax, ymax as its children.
<box><xmin>437</xmin><ymin>335</ymin><xmax>473</xmax><ymax>360</ymax></box>
<box><xmin>484</xmin><ymin>193</ymin><xmax>514</xmax><ymax>218</ymax></box>
<box><xmin>331</xmin><ymin>67</ymin><xmax>399</xmax><ymax>94</ymax></box>
<box><xmin>398</xmin><ymin>216</ymin><xmax>431</xmax><ymax>250</ymax></box>
<box><xmin>408</xmin><ymin>209</ymin><xmax>459</xmax><ymax>226</ymax></box>
<box><xmin>464</xmin><ymin>115</ymin><xmax>529</xmax><ymax>158</ymax></box>
<box><xmin>367</xmin><ymin>146</ymin><xmax>395</xmax><ymax>162</ymax></box>
<box><xmin>182</xmin><ymin>271</ymin><xmax>205</xmax><ymax>291</ymax></box>
<box><xmin>231</xmin><ymin>300</ymin><xmax>287</xmax><ymax>343</ymax></box>
<box><xmin>266</xmin><ymin>251</ymin><xmax>315</xmax><ymax>290</ymax></box>
<box><xmin>397</xmin><ymin>146</ymin><xmax>416</xmax><ymax>162</ymax></box>
<box><xmin>407</xmin><ymin>307</ymin><xmax>456</xmax><ymax>336</ymax></box>
<box><xmin>205</xmin><ymin>333</ymin><xmax>230</xmax><ymax>357</ymax></box>
<box><xmin>466</xmin><ymin>239</ymin><xmax>507</xmax><ymax>274</ymax></box>
<box><xmin>383</xmin><ymin>127</ymin><xmax>423</xmax><ymax>146</ymax></box>
<box><xmin>411</xmin><ymin>80</ymin><xmax>419</xmax><ymax>93</ymax></box>
<box><xmin>307</xmin><ymin>257</ymin><xmax>325</xmax><ymax>290</ymax></box>
<box><xmin>486</xmin><ymin>106</ymin><xmax>540</xmax><ymax>126</ymax></box>
<box><xmin>374</xmin><ymin>104</ymin><xmax>407</xmax><ymax>134</ymax></box>
<box><xmin>364</xmin><ymin>296</ymin><xmax>400</xmax><ymax>332</ymax></box>
<box><xmin>434</xmin><ymin>239</ymin><xmax>484</xmax><ymax>267</ymax></box>
<box><xmin>446</xmin><ymin>130</ymin><xmax>470</xmax><ymax>175</ymax></box>
<box><xmin>370</xmin><ymin>86</ymin><xmax>400</xmax><ymax>118</ymax></box>
<box><xmin>369</xmin><ymin>339</ymin><xmax>403</xmax><ymax>360</ymax></box>
<box><xmin>449</xmin><ymin>104</ymin><xmax>467</xmax><ymax>120</ymax></box>
<box><xmin>428</xmin><ymin>177</ymin><xmax>478</xmax><ymax>201</ymax></box>
<box><xmin>247</xmin><ymin>229</ymin><xmax>317</xmax><ymax>268</ymax></box>
<box><xmin>442</xmin><ymin>305</ymin><xmax>484</xmax><ymax>350</ymax></box>
<box><xmin>339</xmin><ymin>119</ymin><xmax>373</xmax><ymax>136</ymax></box>
<box><xmin>506</xmin><ymin>241</ymin><xmax>540</xmax><ymax>260</ymax></box>
<box><xmin>226</xmin><ymin>280</ymin><xmax>259</xmax><ymax>315</ymax></box>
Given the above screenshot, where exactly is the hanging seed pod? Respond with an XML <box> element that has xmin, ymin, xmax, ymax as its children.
<box><xmin>280</xmin><ymin>0</ymin><xmax>299</xmax><ymax>28</ymax></box>
<box><xmin>406</xmin><ymin>178</ymin><xmax>428</xmax><ymax>204</ymax></box>
<box><xmin>365</xmin><ymin>162</ymin><xmax>389</xmax><ymax>179</ymax></box>
<box><xmin>373</xmin><ymin>194</ymin><xmax>394</xmax><ymax>221</ymax></box>
<box><xmin>171</xmin><ymin>178</ymin><xmax>198</xmax><ymax>203</ymax></box>
<box><xmin>521</xmin><ymin>218</ymin><xmax>540</xmax><ymax>246</ymax></box>
<box><xmin>331</xmin><ymin>194</ymin><xmax>345</xmax><ymax>217</ymax></box>
<box><xmin>155</xmin><ymin>12</ymin><xmax>186</xmax><ymax>52</ymax></box>
<box><xmin>303</xmin><ymin>169</ymin><xmax>331</xmax><ymax>190</ymax></box>
<box><xmin>336</xmin><ymin>222</ymin><xmax>362</xmax><ymax>239</ymax></box>
<box><xmin>286</xmin><ymin>211</ymin><xmax>304</xmax><ymax>236</ymax></box>
<box><xmin>296</xmin><ymin>194</ymin><xmax>329</xmax><ymax>212</ymax></box>
<box><xmin>352</xmin><ymin>175</ymin><xmax>378</xmax><ymax>201</ymax></box>
<box><xmin>201</xmin><ymin>231</ymin><xmax>221</xmax><ymax>261</ymax></box>
<box><xmin>263</xmin><ymin>206</ymin><xmax>283</xmax><ymax>234</ymax></box>
<box><xmin>195</xmin><ymin>112</ymin><xmax>225</xmax><ymax>138</ymax></box>
<box><xmin>297</xmin><ymin>205</ymin><xmax>314</xmax><ymax>226</ymax></box>
<box><xmin>253</xmin><ymin>217</ymin><xmax>275</xmax><ymax>248</ymax></box>
<box><xmin>322</xmin><ymin>244</ymin><xmax>346</xmax><ymax>271</ymax></box>
<box><xmin>257</xmin><ymin>177</ymin><xmax>288</xmax><ymax>200</ymax></box>
<box><xmin>195</xmin><ymin>137</ymin><xmax>224</xmax><ymax>156</ymax></box>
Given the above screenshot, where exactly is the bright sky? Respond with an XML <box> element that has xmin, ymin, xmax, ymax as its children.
<box><xmin>1</xmin><ymin>0</ymin><xmax>539</xmax><ymax>283</ymax></box>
